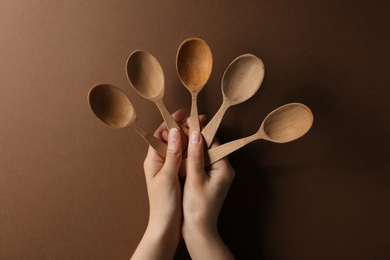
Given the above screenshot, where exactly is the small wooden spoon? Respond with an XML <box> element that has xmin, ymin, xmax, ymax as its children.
<box><xmin>126</xmin><ymin>50</ymin><xmax>181</xmax><ymax>131</ymax></box>
<box><xmin>176</xmin><ymin>38</ymin><xmax>212</xmax><ymax>134</ymax></box>
<box><xmin>88</xmin><ymin>83</ymin><xmax>167</xmax><ymax>158</ymax></box>
<box><xmin>201</xmin><ymin>54</ymin><xmax>265</xmax><ymax>147</ymax></box>
<box><xmin>204</xmin><ymin>103</ymin><xmax>314</xmax><ymax>166</ymax></box>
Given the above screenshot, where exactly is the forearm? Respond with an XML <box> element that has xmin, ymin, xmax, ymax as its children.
<box><xmin>183</xmin><ymin>225</ymin><xmax>235</xmax><ymax>260</ymax></box>
<box><xmin>131</xmin><ymin>223</ymin><xmax>180</xmax><ymax>260</ymax></box>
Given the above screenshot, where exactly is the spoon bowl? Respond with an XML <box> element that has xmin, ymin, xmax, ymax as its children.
<box><xmin>201</xmin><ymin>54</ymin><xmax>265</xmax><ymax>147</ymax></box>
<box><xmin>205</xmin><ymin>103</ymin><xmax>313</xmax><ymax>166</ymax></box>
<box><xmin>126</xmin><ymin>50</ymin><xmax>182</xmax><ymax>131</ymax></box>
<box><xmin>88</xmin><ymin>83</ymin><xmax>167</xmax><ymax>157</ymax></box>
<box><xmin>176</xmin><ymin>38</ymin><xmax>213</xmax><ymax>91</ymax></box>
<box><xmin>176</xmin><ymin>37</ymin><xmax>212</xmax><ymax>133</ymax></box>
<box><xmin>261</xmin><ymin>103</ymin><xmax>313</xmax><ymax>143</ymax></box>
<box><xmin>126</xmin><ymin>50</ymin><xmax>165</xmax><ymax>101</ymax></box>
<box><xmin>88</xmin><ymin>83</ymin><xmax>136</xmax><ymax>128</ymax></box>
<box><xmin>222</xmin><ymin>54</ymin><xmax>265</xmax><ymax>104</ymax></box>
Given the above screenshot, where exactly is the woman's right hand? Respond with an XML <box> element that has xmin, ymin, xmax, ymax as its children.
<box><xmin>181</xmin><ymin>129</ymin><xmax>236</xmax><ymax>259</ymax></box>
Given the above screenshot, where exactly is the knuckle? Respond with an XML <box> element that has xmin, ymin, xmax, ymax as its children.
<box><xmin>166</xmin><ymin>148</ymin><xmax>181</xmax><ymax>160</ymax></box>
<box><xmin>187</xmin><ymin>149</ymin><xmax>203</xmax><ymax>162</ymax></box>
<box><xmin>143</xmin><ymin>157</ymin><xmax>152</xmax><ymax>171</ymax></box>
<box><xmin>187</xmin><ymin>150</ymin><xmax>202</xmax><ymax>159</ymax></box>
<box><xmin>228</xmin><ymin>169</ymin><xmax>236</xmax><ymax>182</ymax></box>
<box><xmin>143</xmin><ymin>160</ymin><xmax>148</xmax><ymax>170</ymax></box>
<box><xmin>221</xmin><ymin>167</ymin><xmax>236</xmax><ymax>183</ymax></box>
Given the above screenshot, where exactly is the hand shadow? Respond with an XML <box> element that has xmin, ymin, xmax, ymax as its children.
<box><xmin>217</xmin><ymin>130</ymin><xmax>274</xmax><ymax>259</ymax></box>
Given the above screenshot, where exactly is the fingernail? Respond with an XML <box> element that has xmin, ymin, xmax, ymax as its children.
<box><xmin>191</xmin><ymin>131</ymin><xmax>200</xmax><ymax>144</ymax></box>
<box><xmin>169</xmin><ymin>128</ymin><xmax>178</xmax><ymax>142</ymax></box>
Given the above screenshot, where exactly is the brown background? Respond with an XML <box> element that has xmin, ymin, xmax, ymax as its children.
<box><xmin>1</xmin><ymin>0</ymin><xmax>389</xmax><ymax>259</ymax></box>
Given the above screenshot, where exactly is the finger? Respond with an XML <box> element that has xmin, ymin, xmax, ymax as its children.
<box><xmin>209</xmin><ymin>137</ymin><xmax>221</xmax><ymax>147</ymax></box>
<box><xmin>206</xmin><ymin>138</ymin><xmax>232</xmax><ymax>171</ymax></box>
<box><xmin>183</xmin><ymin>114</ymin><xmax>207</xmax><ymax>128</ymax></box>
<box><xmin>146</xmin><ymin>125</ymin><xmax>170</xmax><ymax>163</ymax></box>
<box><xmin>200</xmin><ymin>115</ymin><xmax>207</xmax><ymax>124</ymax></box>
<box><xmin>161</xmin><ymin>128</ymin><xmax>182</xmax><ymax>177</ymax></box>
<box><xmin>186</xmin><ymin>131</ymin><xmax>205</xmax><ymax>180</ymax></box>
<box><xmin>153</xmin><ymin>108</ymin><xmax>187</xmax><ymax>140</ymax></box>
<box><xmin>185</xmin><ymin>115</ymin><xmax>207</xmax><ymax>129</ymax></box>
<box><xmin>154</xmin><ymin>109</ymin><xmax>186</xmax><ymax>143</ymax></box>
<box><xmin>172</xmin><ymin>108</ymin><xmax>187</xmax><ymax>123</ymax></box>
<box><xmin>182</xmin><ymin>115</ymin><xmax>207</xmax><ymax>137</ymax></box>
<box><xmin>161</xmin><ymin>129</ymin><xmax>169</xmax><ymax>142</ymax></box>
<box><xmin>144</xmin><ymin>144</ymin><xmax>164</xmax><ymax>171</ymax></box>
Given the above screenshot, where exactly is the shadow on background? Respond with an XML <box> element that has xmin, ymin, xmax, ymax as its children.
<box><xmin>210</xmin><ymin>83</ymin><xmax>333</xmax><ymax>259</ymax></box>
<box><xmin>219</xmin><ymin>143</ymin><xmax>274</xmax><ymax>259</ymax></box>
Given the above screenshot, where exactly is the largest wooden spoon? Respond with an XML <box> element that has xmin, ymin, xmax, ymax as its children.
<box><xmin>204</xmin><ymin>103</ymin><xmax>314</xmax><ymax>166</ymax></box>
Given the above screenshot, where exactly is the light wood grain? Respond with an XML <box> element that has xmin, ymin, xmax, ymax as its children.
<box><xmin>176</xmin><ymin>38</ymin><xmax>212</xmax><ymax>134</ymax></box>
<box><xmin>201</xmin><ymin>54</ymin><xmax>265</xmax><ymax>147</ymax></box>
<box><xmin>204</xmin><ymin>103</ymin><xmax>314</xmax><ymax>166</ymax></box>
<box><xmin>88</xmin><ymin>84</ymin><xmax>167</xmax><ymax>158</ymax></box>
<box><xmin>126</xmin><ymin>50</ymin><xmax>181</xmax><ymax>131</ymax></box>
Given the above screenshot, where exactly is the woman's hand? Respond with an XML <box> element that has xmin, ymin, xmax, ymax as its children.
<box><xmin>131</xmin><ymin>109</ymin><xmax>186</xmax><ymax>260</ymax></box>
<box><xmin>132</xmin><ymin>109</ymin><xmax>236</xmax><ymax>259</ymax></box>
<box><xmin>181</xmin><ymin>128</ymin><xmax>236</xmax><ymax>259</ymax></box>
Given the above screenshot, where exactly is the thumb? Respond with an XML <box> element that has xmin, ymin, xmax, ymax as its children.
<box><xmin>161</xmin><ymin>128</ymin><xmax>182</xmax><ymax>177</ymax></box>
<box><xmin>186</xmin><ymin>131</ymin><xmax>205</xmax><ymax>179</ymax></box>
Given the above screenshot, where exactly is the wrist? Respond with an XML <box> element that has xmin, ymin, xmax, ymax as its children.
<box><xmin>142</xmin><ymin>222</ymin><xmax>181</xmax><ymax>255</ymax></box>
<box><xmin>182</xmin><ymin>220</ymin><xmax>218</xmax><ymax>243</ymax></box>
<box><xmin>182</xmin><ymin>223</ymin><xmax>235</xmax><ymax>259</ymax></box>
<box><xmin>182</xmin><ymin>209</ymin><xmax>219</xmax><ymax>238</ymax></box>
<box><xmin>147</xmin><ymin>202</ymin><xmax>182</xmax><ymax>240</ymax></box>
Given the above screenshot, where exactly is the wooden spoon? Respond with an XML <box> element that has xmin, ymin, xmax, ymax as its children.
<box><xmin>201</xmin><ymin>54</ymin><xmax>265</xmax><ymax>147</ymax></box>
<box><xmin>204</xmin><ymin>103</ymin><xmax>314</xmax><ymax>166</ymax></box>
<box><xmin>126</xmin><ymin>50</ymin><xmax>181</xmax><ymax>131</ymax></box>
<box><xmin>88</xmin><ymin>83</ymin><xmax>167</xmax><ymax>158</ymax></box>
<box><xmin>176</xmin><ymin>38</ymin><xmax>212</xmax><ymax>134</ymax></box>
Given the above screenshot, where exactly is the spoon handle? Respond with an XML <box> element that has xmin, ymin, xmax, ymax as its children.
<box><xmin>201</xmin><ymin>100</ymin><xmax>230</xmax><ymax>148</ymax></box>
<box><xmin>133</xmin><ymin>124</ymin><xmax>167</xmax><ymax>158</ymax></box>
<box><xmin>204</xmin><ymin>133</ymin><xmax>259</xmax><ymax>166</ymax></box>
<box><xmin>189</xmin><ymin>93</ymin><xmax>200</xmax><ymax>133</ymax></box>
<box><xmin>155</xmin><ymin>99</ymin><xmax>181</xmax><ymax>130</ymax></box>
<box><xmin>155</xmin><ymin>99</ymin><xmax>188</xmax><ymax>150</ymax></box>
